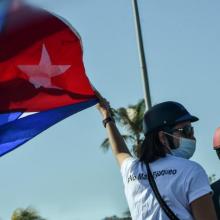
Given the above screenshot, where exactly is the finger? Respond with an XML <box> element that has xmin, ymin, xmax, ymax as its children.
<box><xmin>94</xmin><ymin>91</ymin><xmax>107</xmax><ymax>105</ymax></box>
<box><xmin>92</xmin><ymin>86</ymin><xmax>103</xmax><ymax>99</ymax></box>
<box><xmin>92</xmin><ymin>87</ymin><xmax>111</xmax><ymax>109</ymax></box>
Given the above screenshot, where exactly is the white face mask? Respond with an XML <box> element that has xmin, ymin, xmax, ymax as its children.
<box><xmin>163</xmin><ymin>132</ymin><xmax>196</xmax><ymax>159</ymax></box>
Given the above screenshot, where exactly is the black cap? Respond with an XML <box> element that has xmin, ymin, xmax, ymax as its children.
<box><xmin>143</xmin><ymin>101</ymin><xmax>199</xmax><ymax>135</ymax></box>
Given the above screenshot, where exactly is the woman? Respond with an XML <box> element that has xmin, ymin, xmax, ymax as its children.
<box><xmin>96</xmin><ymin>94</ymin><xmax>217</xmax><ymax>220</ymax></box>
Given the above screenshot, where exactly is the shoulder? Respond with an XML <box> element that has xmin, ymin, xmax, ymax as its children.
<box><xmin>162</xmin><ymin>155</ymin><xmax>210</xmax><ymax>184</ymax></box>
<box><xmin>178</xmin><ymin>159</ymin><xmax>212</xmax><ymax>204</ymax></box>
<box><xmin>163</xmin><ymin>156</ymin><xmax>212</xmax><ymax>204</ymax></box>
<box><xmin>120</xmin><ymin>157</ymin><xmax>149</xmax><ymax>186</ymax></box>
<box><xmin>167</xmin><ymin>155</ymin><xmax>206</xmax><ymax>172</ymax></box>
<box><xmin>183</xmin><ymin>159</ymin><xmax>208</xmax><ymax>175</ymax></box>
<box><xmin>120</xmin><ymin>157</ymin><xmax>144</xmax><ymax>177</ymax></box>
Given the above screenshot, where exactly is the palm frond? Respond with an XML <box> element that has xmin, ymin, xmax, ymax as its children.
<box><xmin>114</xmin><ymin>99</ymin><xmax>145</xmax><ymax>136</ymax></box>
<box><xmin>132</xmin><ymin>139</ymin><xmax>144</xmax><ymax>157</ymax></box>
<box><xmin>123</xmin><ymin>209</ymin><xmax>131</xmax><ymax>217</ymax></box>
<box><xmin>100</xmin><ymin>99</ymin><xmax>146</xmax><ymax>155</ymax></box>
<box><xmin>100</xmin><ymin>138</ymin><xmax>111</xmax><ymax>152</ymax></box>
<box><xmin>115</xmin><ymin>107</ymin><xmax>131</xmax><ymax>125</ymax></box>
<box><xmin>100</xmin><ymin>135</ymin><xmax>135</xmax><ymax>152</ymax></box>
<box><xmin>122</xmin><ymin>134</ymin><xmax>135</xmax><ymax>142</ymax></box>
<box><xmin>127</xmin><ymin>99</ymin><xmax>145</xmax><ymax>129</ymax></box>
<box><xmin>11</xmin><ymin>207</ymin><xmax>46</xmax><ymax>220</ymax></box>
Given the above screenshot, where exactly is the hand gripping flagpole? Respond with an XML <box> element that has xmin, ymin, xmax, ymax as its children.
<box><xmin>132</xmin><ymin>0</ymin><xmax>152</xmax><ymax>110</ymax></box>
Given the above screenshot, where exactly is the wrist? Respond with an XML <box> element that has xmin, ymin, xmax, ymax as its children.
<box><xmin>103</xmin><ymin>116</ymin><xmax>115</xmax><ymax>128</ymax></box>
<box><xmin>102</xmin><ymin>111</ymin><xmax>112</xmax><ymax>119</ymax></box>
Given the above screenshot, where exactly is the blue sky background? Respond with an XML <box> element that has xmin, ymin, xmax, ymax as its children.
<box><xmin>0</xmin><ymin>0</ymin><xmax>220</xmax><ymax>219</ymax></box>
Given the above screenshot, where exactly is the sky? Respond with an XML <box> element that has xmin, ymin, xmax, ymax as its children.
<box><xmin>0</xmin><ymin>0</ymin><xmax>220</xmax><ymax>219</ymax></box>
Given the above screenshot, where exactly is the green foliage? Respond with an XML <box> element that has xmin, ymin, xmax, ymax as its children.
<box><xmin>209</xmin><ymin>174</ymin><xmax>216</xmax><ymax>184</ymax></box>
<box><xmin>100</xmin><ymin>99</ymin><xmax>146</xmax><ymax>154</ymax></box>
<box><xmin>102</xmin><ymin>217</ymin><xmax>131</xmax><ymax>220</ymax></box>
<box><xmin>11</xmin><ymin>207</ymin><xmax>46</xmax><ymax>220</ymax></box>
<box><xmin>102</xmin><ymin>207</ymin><xmax>131</xmax><ymax>219</ymax></box>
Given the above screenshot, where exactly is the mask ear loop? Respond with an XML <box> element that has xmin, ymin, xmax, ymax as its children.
<box><xmin>161</xmin><ymin>131</ymin><xmax>178</xmax><ymax>156</ymax></box>
<box><xmin>162</xmin><ymin>128</ymin><xmax>177</xmax><ymax>150</ymax></box>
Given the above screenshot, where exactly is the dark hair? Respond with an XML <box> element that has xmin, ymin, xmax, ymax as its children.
<box><xmin>216</xmin><ymin>149</ymin><xmax>220</xmax><ymax>160</ymax></box>
<box><xmin>135</xmin><ymin>130</ymin><xmax>167</xmax><ymax>163</ymax></box>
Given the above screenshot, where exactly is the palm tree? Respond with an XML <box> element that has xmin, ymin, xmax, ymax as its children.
<box><xmin>122</xmin><ymin>209</ymin><xmax>131</xmax><ymax>218</ymax></box>
<box><xmin>11</xmin><ymin>207</ymin><xmax>46</xmax><ymax>220</ymax></box>
<box><xmin>209</xmin><ymin>174</ymin><xmax>216</xmax><ymax>184</ymax></box>
<box><xmin>103</xmin><ymin>216</ymin><xmax>131</xmax><ymax>220</ymax></box>
<box><xmin>102</xmin><ymin>210</ymin><xmax>132</xmax><ymax>220</ymax></box>
<box><xmin>101</xmin><ymin>99</ymin><xmax>145</xmax><ymax>155</ymax></box>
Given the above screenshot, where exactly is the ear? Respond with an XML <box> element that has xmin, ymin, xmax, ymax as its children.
<box><xmin>158</xmin><ymin>131</ymin><xmax>172</xmax><ymax>153</ymax></box>
<box><xmin>158</xmin><ymin>131</ymin><xmax>167</xmax><ymax>146</ymax></box>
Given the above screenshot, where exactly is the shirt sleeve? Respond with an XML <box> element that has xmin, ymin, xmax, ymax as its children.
<box><xmin>120</xmin><ymin>157</ymin><xmax>137</xmax><ymax>185</ymax></box>
<box><xmin>185</xmin><ymin>162</ymin><xmax>213</xmax><ymax>204</ymax></box>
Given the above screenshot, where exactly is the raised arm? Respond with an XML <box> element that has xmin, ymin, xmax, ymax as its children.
<box><xmin>96</xmin><ymin>91</ymin><xmax>131</xmax><ymax>166</ymax></box>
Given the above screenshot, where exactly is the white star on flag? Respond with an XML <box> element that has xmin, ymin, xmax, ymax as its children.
<box><xmin>18</xmin><ymin>44</ymin><xmax>71</xmax><ymax>89</ymax></box>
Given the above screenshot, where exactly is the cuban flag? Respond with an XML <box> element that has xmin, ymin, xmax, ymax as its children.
<box><xmin>0</xmin><ymin>1</ymin><xmax>98</xmax><ymax>156</ymax></box>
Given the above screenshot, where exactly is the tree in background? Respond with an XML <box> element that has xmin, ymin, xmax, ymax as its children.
<box><xmin>103</xmin><ymin>209</ymin><xmax>131</xmax><ymax>220</ymax></box>
<box><xmin>11</xmin><ymin>207</ymin><xmax>46</xmax><ymax>220</ymax></box>
<box><xmin>209</xmin><ymin>174</ymin><xmax>216</xmax><ymax>184</ymax></box>
<box><xmin>101</xmin><ymin>99</ymin><xmax>145</xmax><ymax>156</ymax></box>
<box><xmin>103</xmin><ymin>216</ymin><xmax>131</xmax><ymax>220</ymax></box>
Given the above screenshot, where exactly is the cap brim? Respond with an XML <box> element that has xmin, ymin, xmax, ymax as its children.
<box><xmin>190</xmin><ymin>115</ymin><xmax>199</xmax><ymax>122</ymax></box>
<box><xmin>175</xmin><ymin>114</ymin><xmax>199</xmax><ymax>123</ymax></box>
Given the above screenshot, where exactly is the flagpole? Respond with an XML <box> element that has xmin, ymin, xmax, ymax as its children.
<box><xmin>132</xmin><ymin>0</ymin><xmax>152</xmax><ymax>110</ymax></box>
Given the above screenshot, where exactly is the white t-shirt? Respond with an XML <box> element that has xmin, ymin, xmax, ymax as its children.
<box><xmin>121</xmin><ymin>154</ymin><xmax>212</xmax><ymax>220</ymax></box>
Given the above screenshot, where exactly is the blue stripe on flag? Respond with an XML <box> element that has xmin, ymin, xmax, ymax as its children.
<box><xmin>0</xmin><ymin>112</ymin><xmax>22</xmax><ymax>126</ymax></box>
<box><xmin>0</xmin><ymin>98</ymin><xmax>98</xmax><ymax>157</ymax></box>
